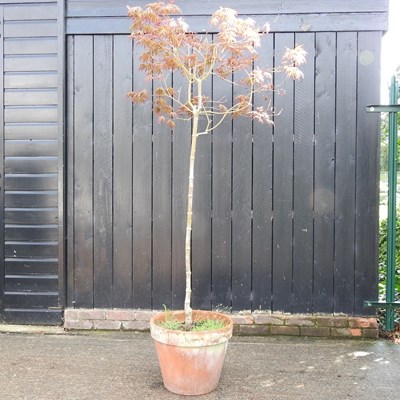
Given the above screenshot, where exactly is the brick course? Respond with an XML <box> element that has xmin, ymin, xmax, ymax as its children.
<box><xmin>315</xmin><ymin>316</ymin><xmax>349</xmax><ymax>328</ymax></box>
<box><xmin>300</xmin><ymin>327</ymin><xmax>330</xmax><ymax>337</ymax></box>
<box><xmin>286</xmin><ymin>317</ymin><xmax>314</xmax><ymax>327</ymax></box>
<box><xmin>363</xmin><ymin>328</ymin><xmax>379</xmax><ymax>339</ymax></box>
<box><xmin>253</xmin><ymin>315</ymin><xmax>284</xmax><ymax>325</ymax></box>
<box><xmin>270</xmin><ymin>326</ymin><xmax>300</xmax><ymax>336</ymax></box>
<box><xmin>63</xmin><ymin>308</ymin><xmax>378</xmax><ymax>339</ymax></box>
<box><xmin>93</xmin><ymin>320</ymin><xmax>122</xmax><ymax>330</ymax></box>
<box><xmin>122</xmin><ymin>321</ymin><xmax>149</xmax><ymax>331</ymax></box>
<box><xmin>239</xmin><ymin>324</ymin><xmax>269</xmax><ymax>336</ymax></box>
<box><xmin>105</xmin><ymin>310</ymin><xmax>136</xmax><ymax>321</ymax></box>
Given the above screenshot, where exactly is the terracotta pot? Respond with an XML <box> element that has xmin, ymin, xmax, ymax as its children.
<box><xmin>150</xmin><ymin>310</ymin><xmax>233</xmax><ymax>396</ymax></box>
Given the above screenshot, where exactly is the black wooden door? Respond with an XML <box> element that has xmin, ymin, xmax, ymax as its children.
<box><xmin>0</xmin><ymin>0</ymin><xmax>63</xmax><ymax>325</ymax></box>
<box><xmin>65</xmin><ymin>0</ymin><xmax>383</xmax><ymax>315</ymax></box>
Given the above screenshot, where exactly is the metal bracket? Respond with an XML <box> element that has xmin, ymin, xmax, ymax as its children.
<box><xmin>364</xmin><ymin>300</ymin><xmax>400</xmax><ymax>309</ymax></box>
<box><xmin>366</xmin><ymin>105</ymin><xmax>400</xmax><ymax>113</ymax></box>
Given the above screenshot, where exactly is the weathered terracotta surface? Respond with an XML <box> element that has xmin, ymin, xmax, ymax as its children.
<box><xmin>150</xmin><ymin>310</ymin><xmax>233</xmax><ymax>395</ymax></box>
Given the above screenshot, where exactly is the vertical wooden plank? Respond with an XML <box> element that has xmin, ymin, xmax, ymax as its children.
<box><xmin>57</xmin><ymin>0</ymin><xmax>66</xmax><ymax>309</ymax></box>
<box><xmin>334</xmin><ymin>32</ymin><xmax>357</xmax><ymax>314</ymax></box>
<box><xmin>232</xmin><ymin>70</ymin><xmax>252</xmax><ymax>311</ymax></box>
<box><xmin>152</xmin><ymin>75</ymin><xmax>172</xmax><ymax>310</ymax></box>
<box><xmin>132</xmin><ymin>42</ymin><xmax>152</xmax><ymax>308</ymax></box>
<box><xmin>192</xmin><ymin>40</ymin><xmax>212</xmax><ymax>309</ymax></box>
<box><xmin>171</xmin><ymin>72</ymin><xmax>190</xmax><ymax>310</ymax></box>
<box><xmin>313</xmin><ymin>32</ymin><xmax>336</xmax><ymax>313</ymax></box>
<box><xmin>355</xmin><ymin>32</ymin><xmax>380</xmax><ymax>314</ymax></box>
<box><xmin>66</xmin><ymin>35</ymin><xmax>75</xmax><ymax>307</ymax></box>
<box><xmin>0</xmin><ymin>8</ymin><xmax>4</xmax><ymax>319</ymax></box>
<box><xmin>212</xmin><ymin>57</ymin><xmax>232</xmax><ymax>309</ymax></box>
<box><xmin>73</xmin><ymin>35</ymin><xmax>94</xmax><ymax>308</ymax></box>
<box><xmin>252</xmin><ymin>34</ymin><xmax>273</xmax><ymax>310</ymax></box>
<box><xmin>93</xmin><ymin>35</ymin><xmax>113</xmax><ymax>308</ymax></box>
<box><xmin>272</xmin><ymin>33</ymin><xmax>295</xmax><ymax>312</ymax></box>
<box><xmin>292</xmin><ymin>32</ymin><xmax>315</xmax><ymax>313</ymax></box>
<box><xmin>113</xmin><ymin>35</ymin><xmax>133</xmax><ymax>308</ymax></box>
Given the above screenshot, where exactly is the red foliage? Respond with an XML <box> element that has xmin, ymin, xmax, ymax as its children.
<box><xmin>127</xmin><ymin>0</ymin><xmax>306</xmax><ymax>128</ymax></box>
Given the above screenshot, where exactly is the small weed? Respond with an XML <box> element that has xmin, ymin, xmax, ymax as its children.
<box><xmin>213</xmin><ymin>304</ymin><xmax>233</xmax><ymax>314</ymax></box>
<box><xmin>157</xmin><ymin>306</ymin><xmax>227</xmax><ymax>331</ymax></box>
<box><xmin>160</xmin><ymin>305</ymin><xmax>182</xmax><ymax>330</ymax></box>
<box><xmin>162</xmin><ymin>318</ymin><xmax>182</xmax><ymax>330</ymax></box>
<box><xmin>191</xmin><ymin>319</ymin><xmax>226</xmax><ymax>332</ymax></box>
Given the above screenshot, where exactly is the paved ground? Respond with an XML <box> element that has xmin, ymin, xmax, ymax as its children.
<box><xmin>0</xmin><ymin>328</ymin><xmax>399</xmax><ymax>399</ymax></box>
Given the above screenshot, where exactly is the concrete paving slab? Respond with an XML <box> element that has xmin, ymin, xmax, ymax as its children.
<box><xmin>0</xmin><ymin>330</ymin><xmax>399</xmax><ymax>399</ymax></box>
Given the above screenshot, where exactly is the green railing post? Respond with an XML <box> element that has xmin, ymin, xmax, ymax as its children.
<box><xmin>385</xmin><ymin>76</ymin><xmax>398</xmax><ymax>331</ymax></box>
<box><xmin>364</xmin><ymin>76</ymin><xmax>400</xmax><ymax>330</ymax></box>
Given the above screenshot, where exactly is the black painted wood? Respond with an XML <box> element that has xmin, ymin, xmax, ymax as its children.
<box><xmin>72</xmin><ymin>35</ymin><xmax>94</xmax><ymax>308</ymax></box>
<box><xmin>5</xmin><ymin>157</ymin><xmax>58</xmax><ymax>174</ymax></box>
<box><xmin>4</xmin><ymin>55</ymin><xmax>57</xmax><ymax>72</ymax></box>
<box><xmin>61</xmin><ymin>2</ymin><xmax>387</xmax><ymax>317</ymax></box>
<box><xmin>4</xmin><ymin>21</ymin><xmax>58</xmax><ymax>38</ymax></box>
<box><xmin>5</xmin><ymin>107</ymin><xmax>58</xmax><ymax>123</ymax></box>
<box><xmin>0</xmin><ymin>0</ymin><xmax>55</xmax><ymax>5</ymax></box>
<box><xmin>4</xmin><ymin>123</ymin><xmax>58</xmax><ymax>139</ymax></box>
<box><xmin>112</xmin><ymin>35</ymin><xmax>133</xmax><ymax>309</ymax></box>
<box><xmin>2</xmin><ymin>309</ymin><xmax>62</xmax><ymax>325</ymax></box>
<box><xmin>131</xmin><ymin>41</ymin><xmax>152</xmax><ymax>309</ymax></box>
<box><xmin>0</xmin><ymin>1</ymin><xmax>63</xmax><ymax>325</ymax></box>
<box><xmin>354</xmin><ymin>32</ymin><xmax>381</xmax><ymax>315</ymax></box>
<box><xmin>4</xmin><ymin>37</ymin><xmax>58</xmax><ymax>55</ymax></box>
<box><xmin>4</xmin><ymin>73</ymin><xmax>58</xmax><ymax>90</ymax></box>
<box><xmin>5</xmin><ymin>191</ymin><xmax>58</xmax><ymax>208</ymax></box>
<box><xmin>272</xmin><ymin>33</ymin><xmax>295</xmax><ymax>312</ymax></box>
<box><xmin>5</xmin><ymin>140</ymin><xmax>58</xmax><ymax>157</ymax></box>
<box><xmin>292</xmin><ymin>32</ymin><xmax>315</xmax><ymax>314</ymax></box>
<box><xmin>5</xmin><ymin>90</ymin><xmax>58</xmax><ymax>106</ymax></box>
<box><xmin>211</xmin><ymin>62</ymin><xmax>233</xmax><ymax>309</ymax></box>
<box><xmin>252</xmin><ymin>33</ymin><xmax>273</xmax><ymax>310</ymax></box>
<box><xmin>66</xmin><ymin>0</ymin><xmax>388</xmax><ymax>17</ymax></box>
<box><xmin>232</xmin><ymin>69</ymin><xmax>252</xmax><ymax>311</ymax></box>
<box><xmin>4</xmin><ymin>3</ymin><xmax>58</xmax><ymax>20</ymax></box>
<box><xmin>0</xmin><ymin>6</ymin><xmax>5</xmax><ymax>320</ymax></box>
<box><xmin>5</xmin><ymin>174</ymin><xmax>58</xmax><ymax>190</ymax></box>
<box><xmin>5</xmin><ymin>241</ymin><xmax>58</xmax><ymax>258</ymax></box>
<box><xmin>4</xmin><ymin>292</ymin><xmax>59</xmax><ymax>308</ymax></box>
<box><xmin>67</xmin><ymin>13</ymin><xmax>388</xmax><ymax>35</ymax></box>
<box><xmin>5</xmin><ymin>259</ymin><xmax>58</xmax><ymax>275</ymax></box>
<box><xmin>66</xmin><ymin>35</ymin><xmax>75</xmax><ymax>308</ymax></box>
<box><xmin>334</xmin><ymin>32</ymin><xmax>358</xmax><ymax>314</ymax></box>
<box><xmin>313</xmin><ymin>32</ymin><xmax>336</xmax><ymax>313</ymax></box>
<box><xmin>5</xmin><ymin>208</ymin><xmax>58</xmax><ymax>225</ymax></box>
<box><xmin>6</xmin><ymin>224</ymin><xmax>58</xmax><ymax>241</ymax></box>
<box><xmin>5</xmin><ymin>275</ymin><xmax>58</xmax><ymax>292</ymax></box>
<box><xmin>152</xmin><ymin>73</ymin><xmax>173</xmax><ymax>310</ymax></box>
<box><xmin>93</xmin><ymin>35</ymin><xmax>113</xmax><ymax>309</ymax></box>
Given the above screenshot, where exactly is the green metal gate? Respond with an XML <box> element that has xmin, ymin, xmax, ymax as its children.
<box><xmin>365</xmin><ymin>76</ymin><xmax>400</xmax><ymax>331</ymax></box>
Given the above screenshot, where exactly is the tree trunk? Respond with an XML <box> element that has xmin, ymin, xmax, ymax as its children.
<box><xmin>184</xmin><ymin>109</ymin><xmax>199</xmax><ymax>330</ymax></box>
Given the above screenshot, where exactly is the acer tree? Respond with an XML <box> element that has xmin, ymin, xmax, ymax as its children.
<box><xmin>128</xmin><ymin>1</ymin><xmax>306</xmax><ymax>329</ymax></box>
